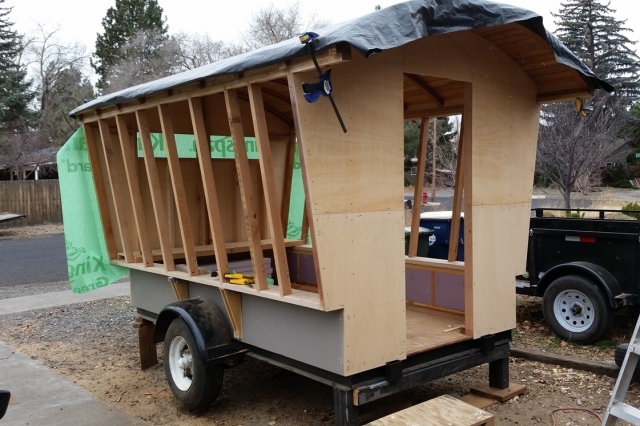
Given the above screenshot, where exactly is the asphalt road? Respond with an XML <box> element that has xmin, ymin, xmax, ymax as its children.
<box><xmin>0</xmin><ymin>234</ymin><xmax>68</xmax><ymax>286</ymax></box>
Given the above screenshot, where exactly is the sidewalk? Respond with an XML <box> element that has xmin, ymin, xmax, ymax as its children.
<box><xmin>0</xmin><ymin>282</ymin><xmax>140</xmax><ymax>425</ymax></box>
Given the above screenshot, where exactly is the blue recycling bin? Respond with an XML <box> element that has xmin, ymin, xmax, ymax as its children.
<box><xmin>419</xmin><ymin>211</ymin><xmax>464</xmax><ymax>261</ymax></box>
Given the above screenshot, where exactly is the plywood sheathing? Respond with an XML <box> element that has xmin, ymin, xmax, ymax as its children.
<box><xmin>402</xmin><ymin>31</ymin><xmax>539</xmax><ymax>338</ymax></box>
<box><xmin>290</xmin><ymin>50</ymin><xmax>406</xmax><ymax>374</ymax></box>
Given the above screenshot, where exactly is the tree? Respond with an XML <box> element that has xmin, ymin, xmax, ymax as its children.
<box><xmin>92</xmin><ymin>0</ymin><xmax>167</xmax><ymax>89</ymax></box>
<box><xmin>242</xmin><ymin>2</ymin><xmax>329</xmax><ymax>50</ymax></box>
<box><xmin>173</xmin><ymin>32</ymin><xmax>246</xmax><ymax>70</ymax></box>
<box><xmin>0</xmin><ymin>0</ymin><xmax>34</xmax><ymax>126</ymax></box>
<box><xmin>552</xmin><ymin>0</ymin><xmax>640</xmax><ymax>99</ymax></box>
<box><xmin>535</xmin><ymin>0</ymin><xmax>640</xmax><ymax>207</ymax></box>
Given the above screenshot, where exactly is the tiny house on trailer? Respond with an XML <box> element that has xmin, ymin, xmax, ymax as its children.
<box><xmin>68</xmin><ymin>1</ymin><xmax>610</xmax><ymax>424</ymax></box>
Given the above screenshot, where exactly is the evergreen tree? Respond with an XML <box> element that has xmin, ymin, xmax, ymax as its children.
<box><xmin>91</xmin><ymin>0</ymin><xmax>167</xmax><ymax>89</ymax></box>
<box><xmin>0</xmin><ymin>0</ymin><xmax>34</xmax><ymax>126</ymax></box>
<box><xmin>552</xmin><ymin>0</ymin><xmax>640</xmax><ymax>99</ymax></box>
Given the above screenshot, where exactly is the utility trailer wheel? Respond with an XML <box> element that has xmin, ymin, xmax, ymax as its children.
<box><xmin>542</xmin><ymin>275</ymin><xmax>613</xmax><ymax>344</ymax></box>
<box><xmin>164</xmin><ymin>318</ymin><xmax>223</xmax><ymax>411</ymax></box>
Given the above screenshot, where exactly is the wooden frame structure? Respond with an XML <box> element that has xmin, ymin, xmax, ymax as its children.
<box><xmin>75</xmin><ymin>21</ymin><xmax>598</xmax><ymax>377</ymax></box>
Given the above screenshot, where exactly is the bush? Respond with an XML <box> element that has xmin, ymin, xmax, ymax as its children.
<box><xmin>565</xmin><ymin>210</ymin><xmax>585</xmax><ymax>218</ymax></box>
<box><xmin>611</xmin><ymin>179</ymin><xmax>635</xmax><ymax>188</ymax></box>
<box><xmin>622</xmin><ymin>202</ymin><xmax>640</xmax><ymax>220</ymax></box>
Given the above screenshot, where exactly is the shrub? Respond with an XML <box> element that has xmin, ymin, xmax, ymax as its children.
<box><xmin>622</xmin><ymin>202</ymin><xmax>640</xmax><ymax>220</ymax></box>
<box><xmin>565</xmin><ymin>210</ymin><xmax>585</xmax><ymax>218</ymax></box>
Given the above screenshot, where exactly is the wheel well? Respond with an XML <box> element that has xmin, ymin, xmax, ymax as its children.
<box><xmin>537</xmin><ymin>262</ymin><xmax>621</xmax><ymax>308</ymax></box>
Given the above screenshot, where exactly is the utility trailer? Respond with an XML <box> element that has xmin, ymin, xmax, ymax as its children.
<box><xmin>517</xmin><ymin>208</ymin><xmax>640</xmax><ymax>344</ymax></box>
<box><xmin>66</xmin><ymin>1</ymin><xmax>611</xmax><ymax>424</ymax></box>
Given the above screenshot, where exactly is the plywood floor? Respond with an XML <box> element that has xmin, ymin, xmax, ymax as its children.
<box><xmin>406</xmin><ymin>305</ymin><xmax>470</xmax><ymax>355</ymax></box>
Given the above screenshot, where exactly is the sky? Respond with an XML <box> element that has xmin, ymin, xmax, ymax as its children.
<box><xmin>7</xmin><ymin>0</ymin><xmax>640</xmax><ymax>72</ymax></box>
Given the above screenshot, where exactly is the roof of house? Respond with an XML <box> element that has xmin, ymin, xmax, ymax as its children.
<box><xmin>70</xmin><ymin>0</ymin><xmax>612</xmax><ymax>118</ymax></box>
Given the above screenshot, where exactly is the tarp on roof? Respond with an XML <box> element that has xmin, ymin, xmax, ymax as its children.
<box><xmin>70</xmin><ymin>0</ymin><xmax>612</xmax><ymax>118</ymax></box>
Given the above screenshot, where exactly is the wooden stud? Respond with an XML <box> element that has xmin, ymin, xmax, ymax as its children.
<box><xmin>97</xmin><ymin>119</ymin><xmax>134</xmax><ymax>263</ymax></box>
<box><xmin>431</xmin><ymin>118</ymin><xmax>437</xmax><ymax>201</ymax></box>
<box><xmin>280</xmin><ymin>130</ymin><xmax>296</xmax><ymax>233</ymax></box>
<box><xmin>221</xmin><ymin>290</ymin><xmax>243</xmax><ymax>339</ymax></box>
<box><xmin>408</xmin><ymin>117</ymin><xmax>429</xmax><ymax>257</ymax></box>
<box><xmin>223</xmin><ymin>88</ymin><xmax>268</xmax><ymax>291</ymax></box>
<box><xmin>136</xmin><ymin>109</ymin><xmax>176</xmax><ymax>272</ymax></box>
<box><xmin>81</xmin><ymin>124</ymin><xmax>117</xmax><ymax>259</ymax></box>
<box><xmin>158</xmin><ymin>104</ymin><xmax>199</xmax><ymax>276</ymax></box>
<box><xmin>133</xmin><ymin>318</ymin><xmax>158</xmax><ymax>370</ymax></box>
<box><xmin>248</xmin><ymin>83</ymin><xmax>292</xmax><ymax>296</ymax></box>
<box><xmin>405</xmin><ymin>73</ymin><xmax>445</xmax><ymax>108</ymax></box>
<box><xmin>462</xmin><ymin>82</ymin><xmax>473</xmax><ymax>336</ymax></box>
<box><xmin>448</xmin><ymin>119</ymin><xmax>464</xmax><ymax>262</ymax></box>
<box><xmin>188</xmin><ymin>97</ymin><xmax>230</xmax><ymax>279</ymax></box>
<box><xmin>287</xmin><ymin>73</ymin><xmax>324</xmax><ymax>306</ymax></box>
<box><xmin>169</xmin><ymin>277</ymin><xmax>189</xmax><ymax>301</ymax></box>
<box><xmin>116</xmin><ymin>115</ymin><xmax>153</xmax><ymax>267</ymax></box>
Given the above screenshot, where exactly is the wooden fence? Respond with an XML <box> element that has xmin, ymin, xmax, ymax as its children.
<box><xmin>0</xmin><ymin>180</ymin><xmax>62</xmax><ymax>228</ymax></box>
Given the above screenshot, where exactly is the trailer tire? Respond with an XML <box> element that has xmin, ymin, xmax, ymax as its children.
<box><xmin>163</xmin><ymin>318</ymin><xmax>223</xmax><ymax>411</ymax></box>
<box><xmin>542</xmin><ymin>275</ymin><xmax>613</xmax><ymax>344</ymax></box>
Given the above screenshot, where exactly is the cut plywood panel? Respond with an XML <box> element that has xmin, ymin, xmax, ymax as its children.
<box><xmin>402</xmin><ymin>31</ymin><xmax>539</xmax><ymax>206</ymax></box>
<box><xmin>314</xmin><ymin>210</ymin><xmax>405</xmax><ymax>311</ymax></box>
<box><xmin>469</xmin><ymin>203</ymin><xmax>531</xmax><ymax>337</ymax></box>
<box><xmin>405</xmin><ymin>305</ymin><xmax>469</xmax><ymax>355</ymax></box>
<box><xmin>290</xmin><ymin>51</ymin><xmax>404</xmax><ymax>216</ymax></box>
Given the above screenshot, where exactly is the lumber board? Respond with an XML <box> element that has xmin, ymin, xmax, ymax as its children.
<box><xmin>470</xmin><ymin>383</ymin><xmax>526</xmax><ymax>403</ymax></box>
<box><xmin>510</xmin><ymin>346</ymin><xmax>620</xmax><ymax>378</ymax></box>
<box><xmin>280</xmin><ymin>131</ymin><xmax>296</xmax><ymax>231</ymax></box>
<box><xmin>461</xmin><ymin>82</ymin><xmax>474</xmax><ymax>337</ymax></box>
<box><xmin>158</xmin><ymin>104</ymin><xmax>199</xmax><ymax>276</ymax></box>
<box><xmin>188</xmin><ymin>97</ymin><xmax>230</xmax><ymax>279</ymax></box>
<box><xmin>116</xmin><ymin>115</ymin><xmax>153</xmax><ymax>267</ymax></box>
<box><xmin>448</xmin><ymin>118</ymin><xmax>464</xmax><ymax>262</ymax></box>
<box><xmin>405</xmin><ymin>305</ymin><xmax>469</xmax><ymax>355</ymax></box>
<box><xmin>136</xmin><ymin>109</ymin><xmax>175</xmax><ymax>271</ymax></box>
<box><xmin>133</xmin><ymin>318</ymin><xmax>158</xmax><ymax>370</ymax></box>
<box><xmin>97</xmin><ymin>119</ymin><xmax>134</xmax><ymax>263</ymax></box>
<box><xmin>248</xmin><ymin>83</ymin><xmax>292</xmax><ymax>296</ymax></box>
<box><xmin>224</xmin><ymin>88</ymin><xmax>268</xmax><ymax>291</ymax></box>
<box><xmin>404</xmin><ymin>257</ymin><xmax>465</xmax><ymax>275</ymax></box>
<box><xmin>169</xmin><ymin>278</ymin><xmax>189</xmax><ymax>301</ymax></box>
<box><xmin>220</xmin><ymin>290</ymin><xmax>243</xmax><ymax>339</ymax></box>
<box><xmin>408</xmin><ymin>117</ymin><xmax>429</xmax><ymax>257</ymax></box>
<box><xmin>369</xmin><ymin>394</ymin><xmax>494</xmax><ymax>426</ymax></box>
<box><xmin>82</xmin><ymin>124</ymin><xmax>117</xmax><ymax>259</ymax></box>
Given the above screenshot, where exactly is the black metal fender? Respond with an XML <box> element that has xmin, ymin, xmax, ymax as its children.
<box><xmin>153</xmin><ymin>298</ymin><xmax>233</xmax><ymax>363</ymax></box>
<box><xmin>535</xmin><ymin>261</ymin><xmax>622</xmax><ymax>308</ymax></box>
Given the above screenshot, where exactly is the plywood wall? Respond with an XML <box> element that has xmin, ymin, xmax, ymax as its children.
<box><xmin>291</xmin><ymin>51</ymin><xmax>406</xmax><ymax>375</ymax></box>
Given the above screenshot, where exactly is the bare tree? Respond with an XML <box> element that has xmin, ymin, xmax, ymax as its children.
<box><xmin>536</xmin><ymin>94</ymin><xmax>629</xmax><ymax>208</ymax></box>
<box><xmin>173</xmin><ymin>32</ymin><xmax>246</xmax><ymax>70</ymax></box>
<box><xmin>0</xmin><ymin>117</ymin><xmax>54</xmax><ymax>180</ymax></box>
<box><xmin>104</xmin><ymin>29</ymin><xmax>181</xmax><ymax>94</ymax></box>
<box><xmin>242</xmin><ymin>2</ymin><xmax>330</xmax><ymax>50</ymax></box>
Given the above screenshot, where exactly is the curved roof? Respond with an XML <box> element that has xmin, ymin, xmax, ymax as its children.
<box><xmin>70</xmin><ymin>0</ymin><xmax>612</xmax><ymax>118</ymax></box>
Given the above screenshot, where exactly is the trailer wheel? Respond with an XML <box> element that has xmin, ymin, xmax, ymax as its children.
<box><xmin>542</xmin><ymin>275</ymin><xmax>613</xmax><ymax>344</ymax></box>
<box><xmin>163</xmin><ymin>318</ymin><xmax>223</xmax><ymax>411</ymax></box>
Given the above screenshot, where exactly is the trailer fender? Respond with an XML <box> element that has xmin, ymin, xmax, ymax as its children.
<box><xmin>536</xmin><ymin>261</ymin><xmax>622</xmax><ymax>308</ymax></box>
<box><xmin>153</xmin><ymin>298</ymin><xmax>233</xmax><ymax>362</ymax></box>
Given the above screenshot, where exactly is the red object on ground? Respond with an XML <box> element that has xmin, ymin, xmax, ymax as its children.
<box><xmin>422</xmin><ymin>191</ymin><xmax>428</xmax><ymax>204</ymax></box>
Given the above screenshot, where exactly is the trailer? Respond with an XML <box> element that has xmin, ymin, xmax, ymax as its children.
<box><xmin>517</xmin><ymin>208</ymin><xmax>640</xmax><ymax>344</ymax></box>
<box><xmin>65</xmin><ymin>1</ymin><xmax>611</xmax><ymax>423</ymax></box>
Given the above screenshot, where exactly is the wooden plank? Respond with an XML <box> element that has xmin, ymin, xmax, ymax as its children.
<box><xmin>369</xmin><ymin>395</ymin><xmax>494</xmax><ymax>426</ymax></box>
<box><xmin>136</xmin><ymin>109</ymin><xmax>175</xmax><ymax>271</ymax></box>
<box><xmin>248</xmin><ymin>83</ymin><xmax>292</xmax><ymax>296</ymax></box>
<box><xmin>133</xmin><ymin>318</ymin><xmax>158</xmax><ymax>370</ymax></box>
<box><xmin>405</xmin><ymin>73</ymin><xmax>445</xmax><ymax>107</ymax></box>
<box><xmin>220</xmin><ymin>290</ymin><xmax>243</xmax><ymax>339</ymax></box>
<box><xmin>462</xmin><ymin>82</ymin><xmax>474</xmax><ymax>337</ymax></box>
<box><xmin>224</xmin><ymin>88</ymin><xmax>268</xmax><ymax>291</ymax></box>
<box><xmin>470</xmin><ymin>383</ymin><xmax>526</xmax><ymax>403</ymax></box>
<box><xmin>448</xmin><ymin>119</ymin><xmax>464</xmax><ymax>262</ymax></box>
<box><xmin>97</xmin><ymin>119</ymin><xmax>134</xmax><ymax>263</ymax></box>
<box><xmin>510</xmin><ymin>346</ymin><xmax>620</xmax><ymax>378</ymax></box>
<box><xmin>405</xmin><ymin>305</ymin><xmax>468</xmax><ymax>355</ymax></box>
<box><xmin>158</xmin><ymin>104</ymin><xmax>199</xmax><ymax>276</ymax></box>
<box><xmin>460</xmin><ymin>394</ymin><xmax>498</xmax><ymax>410</ymax></box>
<box><xmin>188</xmin><ymin>97</ymin><xmax>230</xmax><ymax>280</ymax></box>
<box><xmin>169</xmin><ymin>278</ymin><xmax>189</xmax><ymax>301</ymax></box>
<box><xmin>116</xmin><ymin>115</ymin><xmax>153</xmax><ymax>267</ymax></box>
<box><xmin>280</xmin><ymin>131</ymin><xmax>296</xmax><ymax>231</ymax></box>
<box><xmin>408</xmin><ymin>117</ymin><xmax>429</xmax><ymax>257</ymax></box>
<box><xmin>288</xmin><ymin>73</ymin><xmax>323</xmax><ymax>305</ymax></box>
<box><xmin>81</xmin><ymin>124</ymin><xmax>117</xmax><ymax>259</ymax></box>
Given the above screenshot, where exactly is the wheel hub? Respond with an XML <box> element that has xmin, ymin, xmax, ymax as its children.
<box><xmin>553</xmin><ymin>289</ymin><xmax>595</xmax><ymax>333</ymax></box>
<box><xmin>169</xmin><ymin>336</ymin><xmax>194</xmax><ymax>391</ymax></box>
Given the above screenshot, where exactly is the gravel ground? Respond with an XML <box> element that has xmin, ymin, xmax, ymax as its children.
<box><xmin>2</xmin><ymin>296</ymin><xmax>640</xmax><ymax>425</ymax></box>
<box><xmin>0</xmin><ymin>224</ymin><xmax>63</xmax><ymax>239</ymax></box>
<box><xmin>0</xmin><ymin>281</ymin><xmax>71</xmax><ymax>299</ymax></box>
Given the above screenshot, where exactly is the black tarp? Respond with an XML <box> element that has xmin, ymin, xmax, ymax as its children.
<box><xmin>70</xmin><ymin>0</ymin><xmax>612</xmax><ymax>118</ymax></box>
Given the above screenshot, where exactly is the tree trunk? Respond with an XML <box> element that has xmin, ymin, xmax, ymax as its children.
<box><xmin>562</xmin><ymin>186</ymin><xmax>572</xmax><ymax>209</ymax></box>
